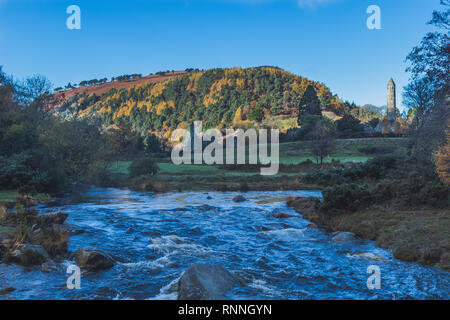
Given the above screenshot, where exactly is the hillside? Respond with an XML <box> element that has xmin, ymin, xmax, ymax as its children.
<box><xmin>47</xmin><ymin>67</ymin><xmax>376</xmax><ymax>140</ymax></box>
<box><xmin>45</xmin><ymin>71</ymin><xmax>187</xmax><ymax>111</ymax></box>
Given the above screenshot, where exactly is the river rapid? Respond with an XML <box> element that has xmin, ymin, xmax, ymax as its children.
<box><xmin>0</xmin><ymin>185</ymin><xmax>449</xmax><ymax>300</ymax></box>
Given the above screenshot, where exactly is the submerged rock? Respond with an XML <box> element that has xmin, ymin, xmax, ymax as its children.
<box><xmin>331</xmin><ymin>232</ymin><xmax>357</xmax><ymax>242</ymax></box>
<box><xmin>10</xmin><ymin>244</ymin><xmax>49</xmax><ymax>266</ymax></box>
<box><xmin>273</xmin><ymin>212</ymin><xmax>292</xmax><ymax>219</ymax></box>
<box><xmin>353</xmin><ymin>252</ymin><xmax>388</xmax><ymax>261</ymax></box>
<box><xmin>178</xmin><ymin>264</ymin><xmax>240</xmax><ymax>300</ymax></box>
<box><xmin>197</xmin><ymin>205</ymin><xmax>215</xmax><ymax>211</ymax></box>
<box><xmin>75</xmin><ymin>248</ymin><xmax>115</xmax><ymax>272</ymax></box>
<box><xmin>232</xmin><ymin>195</ymin><xmax>246</xmax><ymax>203</ymax></box>
<box><xmin>0</xmin><ymin>287</ymin><xmax>15</xmax><ymax>295</ymax></box>
<box><xmin>41</xmin><ymin>261</ymin><xmax>58</xmax><ymax>273</ymax></box>
<box><xmin>255</xmin><ymin>226</ymin><xmax>271</xmax><ymax>232</ymax></box>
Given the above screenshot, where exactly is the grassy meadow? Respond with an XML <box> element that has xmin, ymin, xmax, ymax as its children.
<box><xmin>110</xmin><ymin>137</ymin><xmax>408</xmax><ymax>192</ymax></box>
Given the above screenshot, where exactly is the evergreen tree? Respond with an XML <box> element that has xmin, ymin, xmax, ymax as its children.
<box><xmin>298</xmin><ymin>85</ymin><xmax>321</xmax><ymax>125</ymax></box>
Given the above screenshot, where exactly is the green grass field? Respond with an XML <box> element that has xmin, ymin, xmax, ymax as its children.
<box><xmin>112</xmin><ymin>137</ymin><xmax>407</xmax><ymax>176</ymax></box>
<box><xmin>106</xmin><ymin>137</ymin><xmax>408</xmax><ymax>192</ymax></box>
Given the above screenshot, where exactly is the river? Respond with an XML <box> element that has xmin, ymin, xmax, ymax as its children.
<box><xmin>0</xmin><ymin>185</ymin><xmax>449</xmax><ymax>300</ymax></box>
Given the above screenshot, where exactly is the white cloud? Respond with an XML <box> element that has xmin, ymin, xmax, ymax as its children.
<box><xmin>297</xmin><ymin>0</ymin><xmax>337</xmax><ymax>9</ymax></box>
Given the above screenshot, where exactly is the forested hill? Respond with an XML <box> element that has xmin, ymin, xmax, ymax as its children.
<box><xmin>48</xmin><ymin>67</ymin><xmax>375</xmax><ymax>140</ymax></box>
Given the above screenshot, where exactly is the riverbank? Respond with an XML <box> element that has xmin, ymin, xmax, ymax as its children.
<box><xmin>0</xmin><ymin>193</ymin><xmax>71</xmax><ymax>270</ymax></box>
<box><xmin>287</xmin><ymin>197</ymin><xmax>450</xmax><ymax>272</ymax></box>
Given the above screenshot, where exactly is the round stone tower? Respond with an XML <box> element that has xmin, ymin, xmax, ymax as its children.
<box><xmin>387</xmin><ymin>78</ymin><xmax>397</xmax><ymax>121</ymax></box>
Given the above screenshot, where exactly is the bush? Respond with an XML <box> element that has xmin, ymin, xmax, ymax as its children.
<box><xmin>363</xmin><ymin>154</ymin><xmax>399</xmax><ymax>179</ymax></box>
<box><xmin>128</xmin><ymin>158</ymin><xmax>159</xmax><ymax>179</ymax></box>
<box><xmin>321</xmin><ymin>183</ymin><xmax>372</xmax><ymax>214</ymax></box>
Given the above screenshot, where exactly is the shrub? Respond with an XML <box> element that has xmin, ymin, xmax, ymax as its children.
<box><xmin>362</xmin><ymin>154</ymin><xmax>399</xmax><ymax>179</ymax></box>
<box><xmin>321</xmin><ymin>183</ymin><xmax>372</xmax><ymax>214</ymax></box>
<box><xmin>129</xmin><ymin>157</ymin><xmax>159</xmax><ymax>179</ymax></box>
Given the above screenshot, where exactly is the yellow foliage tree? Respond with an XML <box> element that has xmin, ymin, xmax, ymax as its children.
<box><xmin>233</xmin><ymin>107</ymin><xmax>243</xmax><ymax>127</ymax></box>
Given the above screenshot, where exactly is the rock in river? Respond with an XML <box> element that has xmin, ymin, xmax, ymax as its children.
<box><xmin>232</xmin><ymin>195</ymin><xmax>246</xmax><ymax>203</ymax></box>
<box><xmin>273</xmin><ymin>212</ymin><xmax>292</xmax><ymax>219</ymax></box>
<box><xmin>0</xmin><ymin>287</ymin><xmax>15</xmax><ymax>295</ymax></box>
<box><xmin>331</xmin><ymin>232</ymin><xmax>357</xmax><ymax>242</ymax></box>
<box><xmin>178</xmin><ymin>264</ymin><xmax>240</xmax><ymax>300</ymax></box>
<box><xmin>75</xmin><ymin>248</ymin><xmax>115</xmax><ymax>272</ymax></box>
<box><xmin>10</xmin><ymin>244</ymin><xmax>49</xmax><ymax>266</ymax></box>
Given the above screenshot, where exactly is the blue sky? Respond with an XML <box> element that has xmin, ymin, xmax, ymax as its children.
<box><xmin>0</xmin><ymin>0</ymin><xmax>443</xmax><ymax>109</ymax></box>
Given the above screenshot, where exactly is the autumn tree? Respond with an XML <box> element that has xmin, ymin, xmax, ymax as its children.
<box><xmin>233</xmin><ymin>107</ymin><xmax>243</xmax><ymax>127</ymax></box>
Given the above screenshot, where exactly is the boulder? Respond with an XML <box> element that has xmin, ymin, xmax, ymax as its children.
<box><xmin>178</xmin><ymin>264</ymin><xmax>240</xmax><ymax>300</ymax></box>
<box><xmin>10</xmin><ymin>244</ymin><xmax>49</xmax><ymax>266</ymax></box>
<box><xmin>51</xmin><ymin>224</ymin><xmax>84</xmax><ymax>236</ymax></box>
<box><xmin>331</xmin><ymin>232</ymin><xmax>356</xmax><ymax>242</ymax></box>
<box><xmin>273</xmin><ymin>212</ymin><xmax>292</xmax><ymax>219</ymax></box>
<box><xmin>0</xmin><ymin>231</ymin><xmax>13</xmax><ymax>260</ymax></box>
<box><xmin>232</xmin><ymin>195</ymin><xmax>246</xmax><ymax>203</ymax></box>
<box><xmin>38</xmin><ymin>212</ymin><xmax>68</xmax><ymax>225</ymax></box>
<box><xmin>75</xmin><ymin>248</ymin><xmax>115</xmax><ymax>272</ymax></box>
